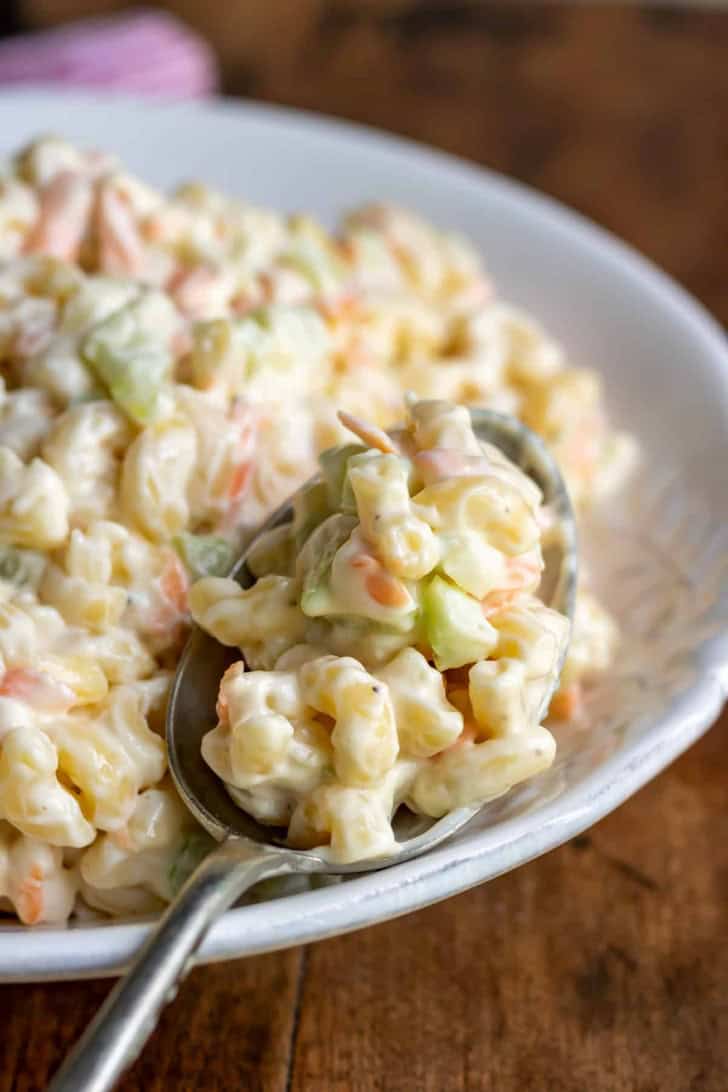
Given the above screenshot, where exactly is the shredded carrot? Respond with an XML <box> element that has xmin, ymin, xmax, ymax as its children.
<box><xmin>228</xmin><ymin>461</ymin><xmax>253</xmax><ymax>502</ymax></box>
<box><xmin>17</xmin><ymin>866</ymin><xmax>44</xmax><ymax>926</ymax></box>
<box><xmin>350</xmin><ymin>553</ymin><xmax>409</xmax><ymax>608</ymax></box>
<box><xmin>23</xmin><ymin>170</ymin><xmax>93</xmax><ymax>261</ymax></box>
<box><xmin>337</xmin><ymin>411</ymin><xmax>398</xmax><ymax>454</ymax></box>
<box><xmin>365</xmin><ymin>569</ymin><xmax>410</xmax><ymax>608</ymax></box>
<box><xmin>216</xmin><ymin>662</ymin><xmax>246</xmax><ymax>724</ymax></box>
<box><xmin>142</xmin><ymin>216</ymin><xmax>165</xmax><ymax>243</ymax></box>
<box><xmin>548</xmin><ymin>683</ymin><xmax>583</xmax><ymax>722</ymax></box>
<box><xmin>96</xmin><ymin>183</ymin><xmax>145</xmax><ymax>276</ymax></box>
<box><xmin>160</xmin><ymin>554</ymin><xmax>189</xmax><ymax>616</ymax></box>
<box><xmin>351</xmin><ymin>554</ymin><xmax>407</xmax><ymax>604</ymax></box>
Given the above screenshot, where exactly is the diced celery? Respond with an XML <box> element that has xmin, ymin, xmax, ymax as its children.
<box><xmin>318</xmin><ymin>443</ymin><xmax>366</xmax><ymax>511</ymax></box>
<box><xmin>299</xmin><ymin>513</ymin><xmax>357</xmax><ymax>617</ymax></box>
<box><xmin>173</xmin><ymin>533</ymin><xmax>236</xmax><ymax>580</ymax></box>
<box><xmin>422</xmin><ymin>574</ymin><xmax>498</xmax><ymax>671</ymax></box>
<box><xmin>245</xmin><ymin>524</ymin><xmax>296</xmax><ymax>578</ymax></box>
<box><xmin>292</xmin><ymin>479</ymin><xmax>331</xmax><ymax>550</ymax></box>
<box><xmin>81</xmin><ymin>293</ymin><xmax>177</xmax><ymax>424</ymax></box>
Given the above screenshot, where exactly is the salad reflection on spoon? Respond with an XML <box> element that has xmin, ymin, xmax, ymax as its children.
<box><xmin>49</xmin><ymin>404</ymin><xmax>577</xmax><ymax>1092</ymax></box>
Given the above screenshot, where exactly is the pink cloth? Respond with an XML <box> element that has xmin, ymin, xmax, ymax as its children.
<box><xmin>0</xmin><ymin>11</ymin><xmax>218</xmax><ymax>96</ymax></box>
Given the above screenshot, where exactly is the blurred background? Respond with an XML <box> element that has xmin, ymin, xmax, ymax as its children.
<box><xmin>0</xmin><ymin>0</ymin><xmax>723</xmax><ymax>318</ymax></box>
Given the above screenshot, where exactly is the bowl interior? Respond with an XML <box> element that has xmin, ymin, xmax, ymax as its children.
<box><xmin>0</xmin><ymin>92</ymin><xmax>725</xmax><ymax>980</ymax></box>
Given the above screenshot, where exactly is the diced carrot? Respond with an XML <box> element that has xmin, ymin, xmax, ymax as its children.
<box><xmin>23</xmin><ymin>170</ymin><xmax>93</xmax><ymax>262</ymax></box>
<box><xmin>144</xmin><ymin>553</ymin><xmax>191</xmax><ymax>640</ymax></box>
<box><xmin>548</xmin><ymin>683</ymin><xmax>583</xmax><ymax>722</ymax></box>
<box><xmin>349</xmin><ymin>553</ymin><xmax>409</xmax><ymax>608</ymax></box>
<box><xmin>142</xmin><ymin>216</ymin><xmax>165</xmax><ymax>242</ymax></box>
<box><xmin>216</xmin><ymin>661</ymin><xmax>246</xmax><ymax>724</ymax></box>
<box><xmin>365</xmin><ymin>569</ymin><xmax>410</xmax><ymax>608</ymax></box>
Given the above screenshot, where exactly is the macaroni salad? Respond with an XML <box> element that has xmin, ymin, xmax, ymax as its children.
<box><xmin>0</xmin><ymin>136</ymin><xmax>631</xmax><ymax>920</ymax></box>
<box><xmin>192</xmin><ymin>398</ymin><xmax>571</xmax><ymax>861</ymax></box>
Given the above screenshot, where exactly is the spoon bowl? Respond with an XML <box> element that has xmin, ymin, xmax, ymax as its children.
<box><xmin>49</xmin><ymin>409</ymin><xmax>577</xmax><ymax>1092</ymax></box>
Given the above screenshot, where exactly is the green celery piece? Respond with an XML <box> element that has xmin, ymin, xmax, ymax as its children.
<box><xmin>173</xmin><ymin>533</ymin><xmax>236</xmax><ymax>580</ymax></box>
<box><xmin>422</xmin><ymin>574</ymin><xmax>498</xmax><ymax>671</ymax></box>
<box><xmin>292</xmin><ymin>479</ymin><xmax>332</xmax><ymax>551</ymax></box>
<box><xmin>318</xmin><ymin>443</ymin><xmax>366</xmax><ymax>511</ymax></box>
<box><xmin>299</xmin><ymin>513</ymin><xmax>357</xmax><ymax>617</ymax></box>
<box><xmin>245</xmin><ymin>524</ymin><xmax>296</xmax><ymax>579</ymax></box>
<box><xmin>82</xmin><ymin>295</ymin><xmax>175</xmax><ymax>425</ymax></box>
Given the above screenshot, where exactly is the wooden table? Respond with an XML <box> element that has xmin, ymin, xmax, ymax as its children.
<box><xmin>3</xmin><ymin>5</ymin><xmax>727</xmax><ymax>1090</ymax></box>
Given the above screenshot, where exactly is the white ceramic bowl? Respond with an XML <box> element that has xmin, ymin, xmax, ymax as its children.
<box><xmin>0</xmin><ymin>90</ymin><xmax>726</xmax><ymax>983</ymax></box>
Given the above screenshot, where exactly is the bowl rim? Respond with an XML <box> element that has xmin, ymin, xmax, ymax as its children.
<box><xmin>0</xmin><ymin>89</ymin><xmax>726</xmax><ymax>982</ymax></box>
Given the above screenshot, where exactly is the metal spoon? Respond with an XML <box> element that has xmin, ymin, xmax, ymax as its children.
<box><xmin>49</xmin><ymin>409</ymin><xmax>577</xmax><ymax>1092</ymax></box>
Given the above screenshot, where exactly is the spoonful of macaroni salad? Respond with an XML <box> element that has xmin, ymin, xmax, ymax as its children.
<box><xmin>50</xmin><ymin>397</ymin><xmax>576</xmax><ymax>1092</ymax></box>
<box><xmin>190</xmin><ymin>397</ymin><xmax>575</xmax><ymax>861</ymax></box>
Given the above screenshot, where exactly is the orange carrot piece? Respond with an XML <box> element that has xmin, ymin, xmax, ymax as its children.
<box><xmin>548</xmin><ymin>683</ymin><xmax>583</xmax><ymax>722</ymax></box>
<box><xmin>17</xmin><ymin>866</ymin><xmax>44</xmax><ymax>925</ymax></box>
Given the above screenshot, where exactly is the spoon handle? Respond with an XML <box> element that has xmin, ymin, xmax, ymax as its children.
<box><xmin>49</xmin><ymin>839</ymin><xmax>292</xmax><ymax>1092</ymax></box>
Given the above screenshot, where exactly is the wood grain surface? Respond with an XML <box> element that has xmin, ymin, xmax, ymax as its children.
<box><xmin>3</xmin><ymin>4</ymin><xmax>728</xmax><ymax>1090</ymax></box>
